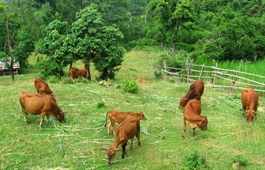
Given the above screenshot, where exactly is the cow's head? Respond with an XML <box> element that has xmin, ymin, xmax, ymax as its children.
<box><xmin>179</xmin><ymin>97</ymin><xmax>187</xmax><ymax>109</ymax></box>
<box><xmin>246</xmin><ymin>110</ymin><xmax>256</xmax><ymax>123</ymax></box>
<box><xmin>101</xmin><ymin>147</ymin><xmax>120</xmax><ymax>165</ymax></box>
<box><xmin>136</xmin><ymin>111</ymin><xmax>147</xmax><ymax>121</ymax></box>
<box><xmin>199</xmin><ymin>117</ymin><xmax>208</xmax><ymax>130</ymax></box>
<box><xmin>56</xmin><ymin>110</ymin><xmax>65</xmax><ymax>123</ymax></box>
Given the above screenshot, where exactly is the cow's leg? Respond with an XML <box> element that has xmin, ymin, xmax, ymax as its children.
<box><xmin>121</xmin><ymin>142</ymin><xmax>128</xmax><ymax>159</ymax></box>
<box><xmin>23</xmin><ymin>112</ymin><xmax>28</xmax><ymax>125</ymax></box>
<box><xmin>46</xmin><ymin>115</ymin><xmax>50</xmax><ymax>125</ymax></box>
<box><xmin>242</xmin><ymin>106</ymin><xmax>246</xmax><ymax>116</ymax></box>
<box><xmin>130</xmin><ymin>138</ymin><xmax>134</xmax><ymax>149</ymax></box>
<box><xmin>39</xmin><ymin>112</ymin><xmax>46</xmax><ymax>129</ymax></box>
<box><xmin>192</xmin><ymin>128</ymin><xmax>196</xmax><ymax>136</ymax></box>
<box><xmin>110</xmin><ymin>121</ymin><xmax>116</xmax><ymax>135</ymax></box>
<box><xmin>182</xmin><ymin>119</ymin><xmax>187</xmax><ymax>138</ymax></box>
<box><xmin>136</xmin><ymin>131</ymin><xmax>141</xmax><ymax>146</ymax></box>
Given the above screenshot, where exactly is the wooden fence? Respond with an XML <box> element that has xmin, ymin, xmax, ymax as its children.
<box><xmin>0</xmin><ymin>61</ymin><xmax>20</xmax><ymax>76</ymax></box>
<box><xmin>161</xmin><ymin>60</ymin><xmax>265</xmax><ymax>92</ymax></box>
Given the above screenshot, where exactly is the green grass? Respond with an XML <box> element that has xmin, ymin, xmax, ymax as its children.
<box><xmin>1</xmin><ymin>47</ymin><xmax>265</xmax><ymax>169</ymax></box>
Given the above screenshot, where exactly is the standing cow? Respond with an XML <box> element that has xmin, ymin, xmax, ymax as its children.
<box><xmin>241</xmin><ymin>88</ymin><xmax>259</xmax><ymax>123</ymax></box>
<box><xmin>179</xmin><ymin>80</ymin><xmax>204</xmax><ymax>109</ymax></box>
<box><xmin>102</xmin><ymin>116</ymin><xmax>141</xmax><ymax>165</ymax></box>
<box><xmin>19</xmin><ymin>92</ymin><xmax>65</xmax><ymax>129</ymax></box>
<box><xmin>104</xmin><ymin>110</ymin><xmax>147</xmax><ymax>135</ymax></box>
<box><xmin>34</xmin><ymin>77</ymin><xmax>54</xmax><ymax>96</ymax></box>
<box><xmin>69</xmin><ymin>67</ymin><xmax>89</xmax><ymax>79</ymax></box>
<box><xmin>182</xmin><ymin>99</ymin><xmax>208</xmax><ymax>138</ymax></box>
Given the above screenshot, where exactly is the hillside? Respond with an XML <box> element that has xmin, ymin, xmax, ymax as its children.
<box><xmin>0</xmin><ymin>48</ymin><xmax>265</xmax><ymax>169</ymax></box>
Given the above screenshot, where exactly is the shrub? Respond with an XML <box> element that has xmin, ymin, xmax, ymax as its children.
<box><xmin>232</xmin><ymin>155</ymin><xmax>249</xmax><ymax>167</ymax></box>
<box><xmin>122</xmin><ymin>80</ymin><xmax>139</xmax><ymax>94</ymax></box>
<box><xmin>183</xmin><ymin>150</ymin><xmax>204</xmax><ymax>170</ymax></box>
<box><xmin>97</xmin><ymin>101</ymin><xmax>105</xmax><ymax>108</ymax></box>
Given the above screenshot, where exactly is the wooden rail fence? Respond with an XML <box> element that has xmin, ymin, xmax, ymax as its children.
<box><xmin>161</xmin><ymin>60</ymin><xmax>265</xmax><ymax>92</ymax></box>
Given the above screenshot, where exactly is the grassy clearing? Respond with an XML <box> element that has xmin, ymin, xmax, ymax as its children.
<box><xmin>1</xmin><ymin>48</ymin><xmax>265</xmax><ymax>169</ymax></box>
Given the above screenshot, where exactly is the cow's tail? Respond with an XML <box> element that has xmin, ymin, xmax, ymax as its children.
<box><xmin>104</xmin><ymin>111</ymin><xmax>109</xmax><ymax>127</ymax></box>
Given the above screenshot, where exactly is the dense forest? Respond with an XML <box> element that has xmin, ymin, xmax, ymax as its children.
<box><xmin>1</xmin><ymin>0</ymin><xmax>265</xmax><ymax>80</ymax></box>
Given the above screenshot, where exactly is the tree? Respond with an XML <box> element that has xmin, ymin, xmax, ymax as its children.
<box><xmin>71</xmin><ymin>3</ymin><xmax>124</xmax><ymax>80</ymax></box>
<box><xmin>37</xmin><ymin>3</ymin><xmax>125</xmax><ymax>80</ymax></box>
<box><xmin>147</xmin><ymin>0</ymin><xmax>197</xmax><ymax>51</ymax></box>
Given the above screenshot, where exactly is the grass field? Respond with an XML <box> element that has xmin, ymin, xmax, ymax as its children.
<box><xmin>0</xmin><ymin>48</ymin><xmax>265</xmax><ymax>170</ymax></box>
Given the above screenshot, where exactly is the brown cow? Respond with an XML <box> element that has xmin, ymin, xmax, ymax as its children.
<box><xmin>104</xmin><ymin>110</ymin><xmax>147</xmax><ymax>135</ymax></box>
<box><xmin>102</xmin><ymin>116</ymin><xmax>141</xmax><ymax>165</ymax></box>
<box><xmin>69</xmin><ymin>67</ymin><xmax>89</xmax><ymax>79</ymax></box>
<box><xmin>179</xmin><ymin>80</ymin><xmax>204</xmax><ymax>109</ymax></box>
<box><xmin>182</xmin><ymin>99</ymin><xmax>208</xmax><ymax>138</ymax></box>
<box><xmin>34</xmin><ymin>77</ymin><xmax>54</xmax><ymax>96</ymax></box>
<box><xmin>19</xmin><ymin>92</ymin><xmax>65</xmax><ymax>129</ymax></box>
<box><xmin>241</xmin><ymin>88</ymin><xmax>259</xmax><ymax>123</ymax></box>
<box><xmin>135</xmin><ymin>78</ymin><xmax>150</xmax><ymax>83</ymax></box>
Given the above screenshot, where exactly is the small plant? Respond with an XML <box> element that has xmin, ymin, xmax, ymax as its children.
<box><xmin>46</xmin><ymin>76</ymin><xmax>59</xmax><ymax>83</ymax></box>
<box><xmin>154</xmin><ymin>70</ymin><xmax>163</xmax><ymax>79</ymax></box>
<box><xmin>232</xmin><ymin>155</ymin><xmax>249</xmax><ymax>167</ymax></box>
<box><xmin>61</xmin><ymin>77</ymin><xmax>74</xmax><ymax>84</ymax></box>
<box><xmin>184</xmin><ymin>150</ymin><xmax>203</xmax><ymax>170</ymax></box>
<box><xmin>75</xmin><ymin>77</ymin><xmax>90</xmax><ymax>83</ymax></box>
<box><xmin>122</xmin><ymin>80</ymin><xmax>139</xmax><ymax>94</ymax></box>
<box><xmin>97</xmin><ymin>101</ymin><xmax>105</xmax><ymax>108</ymax></box>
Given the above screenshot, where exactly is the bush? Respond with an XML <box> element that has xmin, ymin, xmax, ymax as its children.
<box><xmin>183</xmin><ymin>150</ymin><xmax>205</xmax><ymax>170</ymax></box>
<box><xmin>122</xmin><ymin>80</ymin><xmax>139</xmax><ymax>94</ymax></box>
<box><xmin>97</xmin><ymin>101</ymin><xmax>105</xmax><ymax>108</ymax></box>
<box><xmin>232</xmin><ymin>155</ymin><xmax>249</xmax><ymax>167</ymax></box>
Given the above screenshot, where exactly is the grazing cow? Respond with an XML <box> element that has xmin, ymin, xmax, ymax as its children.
<box><xmin>34</xmin><ymin>77</ymin><xmax>54</xmax><ymax>96</ymax></box>
<box><xmin>182</xmin><ymin>99</ymin><xmax>208</xmax><ymax>138</ymax></box>
<box><xmin>135</xmin><ymin>78</ymin><xmax>150</xmax><ymax>83</ymax></box>
<box><xmin>102</xmin><ymin>116</ymin><xmax>141</xmax><ymax>165</ymax></box>
<box><xmin>179</xmin><ymin>80</ymin><xmax>204</xmax><ymax>109</ymax></box>
<box><xmin>241</xmin><ymin>88</ymin><xmax>259</xmax><ymax>123</ymax></box>
<box><xmin>19</xmin><ymin>92</ymin><xmax>65</xmax><ymax>129</ymax></box>
<box><xmin>69</xmin><ymin>67</ymin><xmax>89</xmax><ymax>79</ymax></box>
<box><xmin>104</xmin><ymin>110</ymin><xmax>147</xmax><ymax>135</ymax></box>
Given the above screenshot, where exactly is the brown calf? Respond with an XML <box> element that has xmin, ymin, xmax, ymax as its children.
<box><xmin>179</xmin><ymin>80</ymin><xmax>204</xmax><ymax>109</ymax></box>
<box><xmin>69</xmin><ymin>67</ymin><xmax>89</xmax><ymax>79</ymax></box>
<box><xmin>182</xmin><ymin>99</ymin><xmax>208</xmax><ymax>138</ymax></box>
<box><xmin>102</xmin><ymin>116</ymin><xmax>141</xmax><ymax>165</ymax></box>
<box><xmin>19</xmin><ymin>92</ymin><xmax>65</xmax><ymax>129</ymax></box>
<box><xmin>34</xmin><ymin>77</ymin><xmax>54</xmax><ymax>96</ymax></box>
<box><xmin>241</xmin><ymin>88</ymin><xmax>259</xmax><ymax>122</ymax></box>
<box><xmin>104</xmin><ymin>110</ymin><xmax>146</xmax><ymax>135</ymax></box>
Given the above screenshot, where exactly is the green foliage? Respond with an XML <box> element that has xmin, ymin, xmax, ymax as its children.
<box><xmin>37</xmin><ymin>57</ymin><xmax>64</xmax><ymax>79</ymax></box>
<box><xmin>183</xmin><ymin>150</ymin><xmax>204</xmax><ymax>170</ymax></box>
<box><xmin>232</xmin><ymin>155</ymin><xmax>249</xmax><ymax>167</ymax></box>
<box><xmin>154</xmin><ymin>70</ymin><xmax>163</xmax><ymax>79</ymax></box>
<box><xmin>122</xmin><ymin>80</ymin><xmax>139</xmax><ymax>94</ymax></box>
<box><xmin>96</xmin><ymin>101</ymin><xmax>105</xmax><ymax>108</ymax></box>
<box><xmin>154</xmin><ymin>50</ymin><xmax>187</xmax><ymax>72</ymax></box>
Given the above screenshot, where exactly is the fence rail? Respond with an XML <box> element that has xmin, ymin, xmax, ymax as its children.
<box><xmin>161</xmin><ymin>60</ymin><xmax>265</xmax><ymax>92</ymax></box>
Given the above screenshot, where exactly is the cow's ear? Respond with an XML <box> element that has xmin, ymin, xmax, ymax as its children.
<box><xmin>202</xmin><ymin>118</ymin><xmax>205</xmax><ymax>122</ymax></box>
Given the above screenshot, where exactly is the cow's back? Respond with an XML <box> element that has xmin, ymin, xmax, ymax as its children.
<box><xmin>107</xmin><ymin>110</ymin><xmax>134</xmax><ymax>123</ymax></box>
<box><xmin>184</xmin><ymin>99</ymin><xmax>202</xmax><ymax>120</ymax></box>
<box><xmin>116</xmin><ymin>116</ymin><xmax>140</xmax><ymax>140</ymax></box>
<box><xmin>19</xmin><ymin>92</ymin><xmax>56</xmax><ymax>114</ymax></box>
<box><xmin>190</xmin><ymin>80</ymin><xmax>204</xmax><ymax>97</ymax></box>
<box><xmin>242</xmin><ymin>88</ymin><xmax>259</xmax><ymax>110</ymax></box>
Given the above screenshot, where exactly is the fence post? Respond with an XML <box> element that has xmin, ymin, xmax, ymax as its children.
<box><xmin>212</xmin><ymin>63</ymin><xmax>218</xmax><ymax>85</ymax></box>
<box><xmin>232</xmin><ymin>60</ymin><xmax>242</xmax><ymax>89</ymax></box>
<box><xmin>164</xmin><ymin>61</ymin><xmax>167</xmax><ymax>79</ymax></box>
<box><xmin>199</xmin><ymin>64</ymin><xmax>204</xmax><ymax>80</ymax></box>
<box><xmin>186</xmin><ymin>60</ymin><xmax>190</xmax><ymax>83</ymax></box>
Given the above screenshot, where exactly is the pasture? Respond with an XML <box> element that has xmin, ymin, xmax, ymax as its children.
<box><xmin>0</xmin><ymin>48</ymin><xmax>265</xmax><ymax>169</ymax></box>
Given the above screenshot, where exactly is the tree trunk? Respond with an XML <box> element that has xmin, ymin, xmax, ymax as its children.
<box><xmin>84</xmin><ymin>57</ymin><xmax>91</xmax><ymax>81</ymax></box>
<box><xmin>6</xmin><ymin>13</ymin><xmax>14</xmax><ymax>82</ymax></box>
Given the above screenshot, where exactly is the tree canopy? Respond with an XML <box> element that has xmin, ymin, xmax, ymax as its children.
<box><xmin>1</xmin><ymin>0</ymin><xmax>265</xmax><ymax>81</ymax></box>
